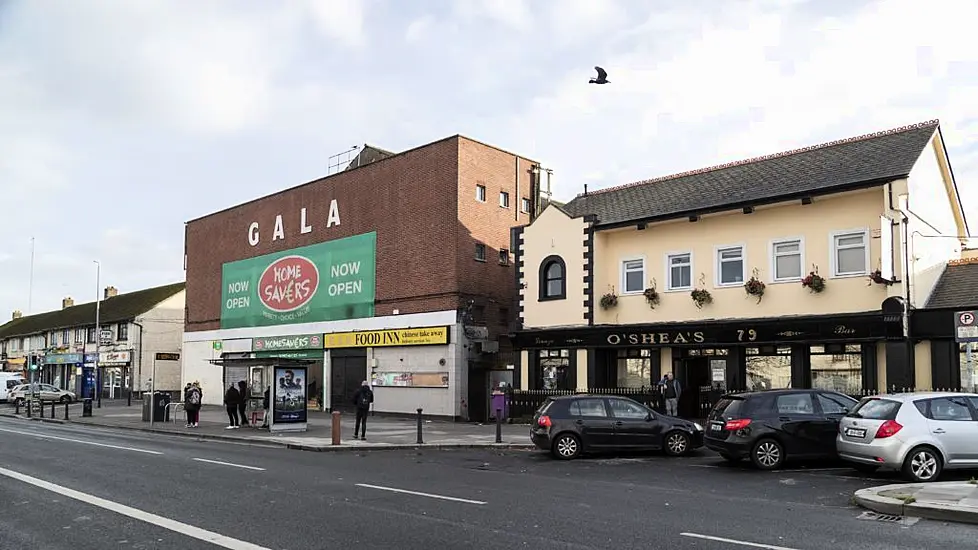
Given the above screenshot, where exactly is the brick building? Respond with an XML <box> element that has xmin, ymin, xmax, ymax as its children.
<box><xmin>182</xmin><ymin>136</ymin><xmax>542</xmax><ymax>420</ymax></box>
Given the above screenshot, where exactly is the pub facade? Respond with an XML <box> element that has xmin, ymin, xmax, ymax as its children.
<box><xmin>511</xmin><ymin>120</ymin><xmax>972</xmax><ymax>417</ymax></box>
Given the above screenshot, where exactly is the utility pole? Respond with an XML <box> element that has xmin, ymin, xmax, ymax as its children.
<box><xmin>94</xmin><ymin>261</ymin><xmax>101</xmax><ymax>408</ymax></box>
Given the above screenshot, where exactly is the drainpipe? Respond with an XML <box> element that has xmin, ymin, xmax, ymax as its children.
<box><xmin>514</xmin><ymin>157</ymin><xmax>520</xmax><ymax>222</ymax></box>
<box><xmin>131</xmin><ymin>320</ymin><xmax>144</xmax><ymax>405</ymax></box>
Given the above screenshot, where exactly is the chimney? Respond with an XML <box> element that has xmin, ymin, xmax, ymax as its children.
<box><xmin>62</xmin><ymin>297</ymin><xmax>75</xmax><ymax>309</ymax></box>
<box><xmin>11</xmin><ymin>310</ymin><xmax>22</xmax><ymax>320</ymax></box>
<box><xmin>104</xmin><ymin>286</ymin><xmax>118</xmax><ymax>299</ymax></box>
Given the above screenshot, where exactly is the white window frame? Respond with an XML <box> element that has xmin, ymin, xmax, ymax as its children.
<box><xmin>521</xmin><ymin>197</ymin><xmax>531</xmax><ymax>213</ymax></box>
<box><xmin>714</xmin><ymin>244</ymin><xmax>746</xmax><ymax>287</ymax></box>
<box><xmin>664</xmin><ymin>251</ymin><xmax>694</xmax><ymax>291</ymax></box>
<box><xmin>475</xmin><ymin>184</ymin><xmax>486</xmax><ymax>202</ymax></box>
<box><xmin>620</xmin><ymin>256</ymin><xmax>646</xmax><ymax>295</ymax></box>
<box><xmin>499</xmin><ymin>191</ymin><xmax>510</xmax><ymax>208</ymax></box>
<box><xmin>829</xmin><ymin>228</ymin><xmax>870</xmax><ymax>278</ymax></box>
<box><xmin>769</xmin><ymin>237</ymin><xmax>805</xmax><ymax>282</ymax></box>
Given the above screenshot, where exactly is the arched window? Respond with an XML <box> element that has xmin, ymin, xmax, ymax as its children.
<box><xmin>539</xmin><ymin>255</ymin><xmax>567</xmax><ymax>301</ymax></box>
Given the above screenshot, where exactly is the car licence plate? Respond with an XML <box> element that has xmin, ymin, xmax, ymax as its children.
<box><xmin>710</xmin><ymin>422</ymin><xmax>723</xmax><ymax>432</ymax></box>
<box><xmin>845</xmin><ymin>427</ymin><xmax>866</xmax><ymax>438</ymax></box>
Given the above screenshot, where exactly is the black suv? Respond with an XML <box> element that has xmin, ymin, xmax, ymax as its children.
<box><xmin>530</xmin><ymin>394</ymin><xmax>705</xmax><ymax>460</ymax></box>
<box><xmin>704</xmin><ymin>389</ymin><xmax>859</xmax><ymax>470</ymax></box>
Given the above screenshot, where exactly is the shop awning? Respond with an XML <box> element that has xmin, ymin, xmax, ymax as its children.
<box><xmin>207</xmin><ymin>357</ymin><xmax>316</xmax><ymax>367</ymax></box>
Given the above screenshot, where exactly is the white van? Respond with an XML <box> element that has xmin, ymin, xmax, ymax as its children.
<box><xmin>0</xmin><ymin>373</ymin><xmax>27</xmax><ymax>402</ymax></box>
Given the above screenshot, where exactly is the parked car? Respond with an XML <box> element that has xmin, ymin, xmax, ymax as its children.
<box><xmin>704</xmin><ymin>388</ymin><xmax>859</xmax><ymax>470</ymax></box>
<box><xmin>837</xmin><ymin>391</ymin><xmax>978</xmax><ymax>482</ymax></box>
<box><xmin>8</xmin><ymin>383</ymin><xmax>77</xmax><ymax>405</ymax></box>
<box><xmin>530</xmin><ymin>394</ymin><xmax>704</xmax><ymax>460</ymax></box>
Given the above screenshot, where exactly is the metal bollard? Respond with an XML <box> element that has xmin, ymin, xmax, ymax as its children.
<box><xmin>25</xmin><ymin>401</ymin><xmax>31</xmax><ymax>418</ymax></box>
<box><xmin>39</xmin><ymin>401</ymin><xmax>44</xmax><ymax>418</ymax></box>
<box><xmin>64</xmin><ymin>402</ymin><xmax>69</xmax><ymax>420</ymax></box>
<box><xmin>495</xmin><ymin>408</ymin><xmax>502</xmax><ymax>443</ymax></box>
<box><xmin>14</xmin><ymin>400</ymin><xmax>20</xmax><ymax>415</ymax></box>
<box><xmin>331</xmin><ymin>411</ymin><xmax>341</xmax><ymax>445</ymax></box>
<box><xmin>51</xmin><ymin>401</ymin><xmax>55</xmax><ymax>418</ymax></box>
<box><xmin>416</xmin><ymin>408</ymin><xmax>424</xmax><ymax>444</ymax></box>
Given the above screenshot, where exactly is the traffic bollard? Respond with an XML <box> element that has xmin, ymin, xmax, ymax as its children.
<box><xmin>25</xmin><ymin>401</ymin><xmax>31</xmax><ymax>418</ymax></box>
<box><xmin>50</xmin><ymin>401</ymin><xmax>55</xmax><ymax>418</ymax></box>
<box><xmin>495</xmin><ymin>408</ymin><xmax>502</xmax><ymax>443</ymax></box>
<box><xmin>64</xmin><ymin>402</ymin><xmax>69</xmax><ymax>420</ymax></box>
<box><xmin>39</xmin><ymin>402</ymin><xmax>44</xmax><ymax>418</ymax></box>
<box><xmin>416</xmin><ymin>408</ymin><xmax>424</xmax><ymax>444</ymax></box>
<box><xmin>331</xmin><ymin>411</ymin><xmax>341</xmax><ymax>445</ymax></box>
<box><xmin>14</xmin><ymin>400</ymin><xmax>20</xmax><ymax>415</ymax></box>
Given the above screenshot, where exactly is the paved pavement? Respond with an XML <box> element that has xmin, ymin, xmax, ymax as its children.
<box><xmin>1</xmin><ymin>402</ymin><xmax>532</xmax><ymax>450</ymax></box>
<box><xmin>855</xmin><ymin>481</ymin><xmax>978</xmax><ymax>524</ymax></box>
<box><xmin>2</xmin><ymin>416</ymin><xmax>978</xmax><ymax>549</ymax></box>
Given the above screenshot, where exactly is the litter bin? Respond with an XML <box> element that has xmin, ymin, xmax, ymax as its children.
<box><xmin>82</xmin><ymin>398</ymin><xmax>93</xmax><ymax>418</ymax></box>
<box><xmin>152</xmin><ymin>391</ymin><xmax>171</xmax><ymax>422</ymax></box>
<box><xmin>490</xmin><ymin>391</ymin><xmax>508</xmax><ymax>421</ymax></box>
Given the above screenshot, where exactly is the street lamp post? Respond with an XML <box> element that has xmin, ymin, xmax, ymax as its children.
<box><xmin>94</xmin><ymin>260</ymin><xmax>101</xmax><ymax>408</ymax></box>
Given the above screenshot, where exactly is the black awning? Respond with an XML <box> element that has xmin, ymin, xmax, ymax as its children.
<box><xmin>207</xmin><ymin>357</ymin><xmax>316</xmax><ymax>367</ymax></box>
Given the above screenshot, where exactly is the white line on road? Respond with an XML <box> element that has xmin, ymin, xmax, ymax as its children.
<box><xmin>0</xmin><ymin>426</ymin><xmax>162</xmax><ymax>455</ymax></box>
<box><xmin>193</xmin><ymin>458</ymin><xmax>265</xmax><ymax>471</ymax></box>
<box><xmin>0</xmin><ymin>466</ymin><xmax>271</xmax><ymax>550</ymax></box>
<box><xmin>680</xmin><ymin>533</ymin><xmax>800</xmax><ymax>550</ymax></box>
<box><xmin>355</xmin><ymin>483</ymin><xmax>487</xmax><ymax>505</ymax></box>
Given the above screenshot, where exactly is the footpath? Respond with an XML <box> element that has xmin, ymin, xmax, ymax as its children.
<box><xmin>854</xmin><ymin>480</ymin><xmax>978</xmax><ymax>524</ymax></box>
<box><xmin>0</xmin><ymin>401</ymin><xmax>534</xmax><ymax>452</ymax></box>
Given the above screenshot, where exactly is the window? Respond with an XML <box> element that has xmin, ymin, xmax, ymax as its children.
<box><xmin>716</xmin><ymin>245</ymin><xmax>745</xmax><ymax>285</ymax></box>
<box><xmin>570</xmin><ymin>398</ymin><xmax>608</xmax><ymax>418</ymax></box>
<box><xmin>666</xmin><ymin>253</ymin><xmax>692</xmax><ymax>290</ymax></box>
<box><xmin>616</xmin><ymin>349</ymin><xmax>655</xmax><ymax>388</ymax></box>
<box><xmin>475</xmin><ymin>184</ymin><xmax>486</xmax><ymax>202</ymax></box>
<box><xmin>498</xmin><ymin>249</ymin><xmax>510</xmax><ymax>266</ymax></box>
<box><xmin>521</xmin><ymin>197</ymin><xmax>531</xmax><ymax>213</ymax></box>
<box><xmin>609</xmin><ymin>399</ymin><xmax>649</xmax><ymax>420</ymax></box>
<box><xmin>539</xmin><ymin>256</ymin><xmax>566</xmax><ymax>300</ymax></box>
<box><xmin>498</xmin><ymin>307</ymin><xmax>509</xmax><ymax>327</ymax></box>
<box><xmin>539</xmin><ymin>349</ymin><xmax>571</xmax><ymax>390</ymax></box>
<box><xmin>746</xmin><ymin>347</ymin><xmax>791</xmax><ymax>391</ymax></box>
<box><xmin>817</xmin><ymin>393</ymin><xmax>855</xmax><ymax>415</ymax></box>
<box><xmin>621</xmin><ymin>258</ymin><xmax>645</xmax><ymax>294</ymax></box>
<box><xmin>918</xmin><ymin>397</ymin><xmax>975</xmax><ymax>421</ymax></box>
<box><xmin>776</xmin><ymin>393</ymin><xmax>814</xmax><ymax>414</ymax></box>
<box><xmin>475</xmin><ymin>243</ymin><xmax>486</xmax><ymax>262</ymax></box>
<box><xmin>850</xmin><ymin>398</ymin><xmax>902</xmax><ymax>420</ymax></box>
<box><xmin>49</xmin><ymin>332</ymin><xmax>58</xmax><ymax>346</ymax></box>
<box><xmin>75</xmin><ymin>328</ymin><xmax>85</xmax><ymax>344</ymax></box>
<box><xmin>117</xmin><ymin>323</ymin><xmax>128</xmax><ymax>341</ymax></box>
<box><xmin>86</xmin><ymin>327</ymin><xmax>96</xmax><ymax>344</ymax></box>
<box><xmin>771</xmin><ymin>239</ymin><xmax>803</xmax><ymax>281</ymax></box>
<box><xmin>62</xmin><ymin>329</ymin><xmax>70</xmax><ymax>344</ymax></box>
<box><xmin>831</xmin><ymin>230</ymin><xmax>868</xmax><ymax>276</ymax></box>
<box><xmin>499</xmin><ymin>191</ymin><xmax>510</xmax><ymax>208</ymax></box>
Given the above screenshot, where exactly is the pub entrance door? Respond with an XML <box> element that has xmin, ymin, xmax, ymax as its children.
<box><xmin>674</xmin><ymin>356</ymin><xmax>711</xmax><ymax>419</ymax></box>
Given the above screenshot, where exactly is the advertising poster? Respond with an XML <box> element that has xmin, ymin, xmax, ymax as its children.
<box><xmin>371</xmin><ymin>372</ymin><xmax>449</xmax><ymax>388</ymax></box>
<box><xmin>220</xmin><ymin>232</ymin><xmax>377</xmax><ymax>329</ymax></box>
<box><xmin>273</xmin><ymin>367</ymin><xmax>307</xmax><ymax>423</ymax></box>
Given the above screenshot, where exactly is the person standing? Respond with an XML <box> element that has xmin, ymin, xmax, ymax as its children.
<box><xmin>351</xmin><ymin>380</ymin><xmax>373</xmax><ymax>440</ymax></box>
<box><xmin>660</xmin><ymin>372</ymin><xmax>682</xmax><ymax>417</ymax></box>
<box><xmin>260</xmin><ymin>385</ymin><xmax>271</xmax><ymax>429</ymax></box>
<box><xmin>182</xmin><ymin>383</ymin><xmax>193</xmax><ymax>428</ymax></box>
<box><xmin>185</xmin><ymin>381</ymin><xmax>202</xmax><ymax>428</ymax></box>
<box><xmin>224</xmin><ymin>383</ymin><xmax>241</xmax><ymax>429</ymax></box>
<box><xmin>237</xmin><ymin>380</ymin><xmax>250</xmax><ymax>427</ymax></box>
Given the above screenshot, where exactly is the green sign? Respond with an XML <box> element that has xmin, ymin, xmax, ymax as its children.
<box><xmin>221</xmin><ymin>232</ymin><xmax>376</xmax><ymax>329</ymax></box>
<box><xmin>43</xmin><ymin>353</ymin><xmax>83</xmax><ymax>365</ymax></box>
<box><xmin>254</xmin><ymin>350</ymin><xmax>323</xmax><ymax>360</ymax></box>
<box><xmin>252</xmin><ymin>334</ymin><xmax>322</xmax><ymax>352</ymax></box>
<box><xmin>212</xmin><ymin>341</ymin><xmax>223</xmax><ymax>351</ymax></box>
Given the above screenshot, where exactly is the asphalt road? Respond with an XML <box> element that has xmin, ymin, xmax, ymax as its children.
<box><xmin>0</xmin><ymin>417</ymin><xmax>976</xmax><ymax>550</ymax></box>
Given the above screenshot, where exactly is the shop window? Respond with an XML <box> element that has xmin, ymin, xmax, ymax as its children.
<box><xmin>616</xmin><ymin>349</ymin><xmax>653</xmax><ymax>388</ymax></box>
<box><xmin>667</xmin><ymin>252</ymin><xmax>692</xmax><ymax>290</ymax></box>
<box><xmin>811</xmin><ymin>344</ymin><xmax>862</xmax><ymax>394</ymax></box>
<box><xmin>960</xmin><ymin>343</ymin><xmax>976</xmax><ymax>392</ymax></box>
<box><xmin>539</xmin><ymin>255</ymin><xmax>566</xmax><ymax>301</ymax></box>
<box><xmin>716</xmin><ymin>245</ymin><xmax>745</xmax><ymax>286</ymax></box>
<box><xmin>499</xmin><ymin>191</ymin><xmax>510</xmax><ymax>208</ymax></box>
<box><xmin>831</xmin><ymin>229</ymin><xmax>869</xmax><ymax>277</ymax></box>
<box><xmin>687</xmin><ymin>348</ymin><xmax>729</xmax><ymax>356</ymax></box>
<box><xmin>475</xmin><ymin>242</ymin><xmax>486</xmax><ymax>262</ymax></box>
<box><xmin>475</xmin><ymin>184</ymin><xmax>486</xmax><ymax>202</ymax></box>
<box><xmin>746</xmin><ymin>347</ymin><xmax>791</xmax><ymax>390</ymax></box>
<box><xmin>621</xmin><ymin>258</ymin><xmax>645</xmax><ymax>294</ymax></box>
<box><xmin>539</xmin><ymin>349</ymin><xmax>572</xmax><ymax>390</ymax></box>
<box><xmin>771</xmin><ymin>239</ymin><xmax>803</xmax><ymax>281</ymax></box>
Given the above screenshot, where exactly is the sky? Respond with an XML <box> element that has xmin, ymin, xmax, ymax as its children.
<box><xmin>1</xmin><ymin>0</ymin><xmax>976</xmax><ymax>320</ymax></box>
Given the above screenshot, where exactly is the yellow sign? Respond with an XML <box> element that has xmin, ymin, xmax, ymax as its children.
<box><xmin>324</xmin><ymin>326</ymin><xmax>450</xmax><ymax>349</ymax></box>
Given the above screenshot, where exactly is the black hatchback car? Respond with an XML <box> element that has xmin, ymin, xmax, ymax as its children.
<box><xmin>530</xmin><ymin>394</ymin><xmax>705</xmax><ymax>460</ymax></box>
<box><xmin>704</xmin><ymin>389</ymin><xmax>859</xmax><ymax>470</ymax></box>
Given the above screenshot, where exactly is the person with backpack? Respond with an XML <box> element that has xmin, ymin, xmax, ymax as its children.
<box><xmin>351</xmin><ymin>380</ymin><xmax>373</xmax><ymax>440</ymax></box>
<box><xmin>224</xmin><ymin>383</ymin><xmax>241</xmax><ymax>429</ymax></box>
<box><xmin>185</xmin><ymin>381</ymin><xmax>202</xmax><ymax>428</ymax></box>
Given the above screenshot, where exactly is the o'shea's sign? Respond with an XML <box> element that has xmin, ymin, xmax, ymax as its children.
<box><xmin>220</xmin><ymin>232</ymin><xmax>377</xmax><ymax>329</ymax></box>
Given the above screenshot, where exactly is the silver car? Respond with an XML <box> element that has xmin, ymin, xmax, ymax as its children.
<box><xmin>836</xmin><ymin>392</ymin><xmax>978</xmax><ymax>482</ymax></box>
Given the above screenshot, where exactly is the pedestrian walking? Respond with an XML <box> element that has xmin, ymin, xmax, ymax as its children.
<box><xmin>260</xmin><ymin>385</ymin><xmax>270</xmax><ymax>429</ymax></box>
<box><xmin>185</xmin><ymin>381</ymin><xmax>202</xmax><ymax>428</ymax></box>
<box><xmin>224</xmin><ymin>383</ymin><xmax>241</xmax><ymax>429</ymax></box>
<box><xmin>351</xmin><ymin>380</ymin><xmax>373</xmax><ymax>440</ymax></box>
<box><xmin>660</xmin><ymin>372</ymin><xmax>682</xmax><ymax>417</ymax></box>
<box><xmin>237</xmin><ymin>380</ymin><xmax>250</xmax><ymax>427</ymax></box>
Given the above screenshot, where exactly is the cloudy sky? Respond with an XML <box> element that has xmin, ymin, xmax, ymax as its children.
<box><xmin>1</xmin><ymin>0</ymin><xmax>976</xmax><ymax>319</ymax></box>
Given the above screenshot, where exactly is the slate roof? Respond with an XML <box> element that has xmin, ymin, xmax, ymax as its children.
<box><xmin>0</xmin><ymin>282</ymin><xmax>185</xmax><ymax>339</ymax></box>
<box><xmin>563</xmin><ymin>120</ymin><xmax>941</xmax><ymax>227</ymax></box>
<box><xmin>926</xmin><ymin>260</ymin><xmax>978</xmax><ymax>309</ymax></box>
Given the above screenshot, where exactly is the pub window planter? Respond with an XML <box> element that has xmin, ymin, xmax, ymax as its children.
<box><xmin>643</xmin><ymin>280</ymin><xmax>660</xmax><ymax>309</ymax></box>
<box><xmin>600</xmin><ymin>287</ymin><xmax>619</xmax><ymax>310</ymax></box>
<box><xmin>801</xmin><ymin>265</ymin><xmax>826</xmax><ymax>294</ymax></box>
<box><xmin>867</xmin><ymin>270</ymin><xmax>894</xmax><ymax>286</ymax></box>
<box><xmin>690</xmin><ymin>288</ymin><xmax>712</xmax><ymax>309</ymax></box>
<box><xmin>744</xmin><ymin>269</ymin><xmax>766</xmax><ymax>304</ymax></box>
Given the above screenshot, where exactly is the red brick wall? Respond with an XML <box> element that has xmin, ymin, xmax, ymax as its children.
<box><xmin>185</xmin><ymin>138</ymin><xmax>462</xmax><ymax>332</ymax></box>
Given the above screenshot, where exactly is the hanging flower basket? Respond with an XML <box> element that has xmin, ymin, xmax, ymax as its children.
<box><xmin>600</xmin><ymin>287</ymin><xmax>619</xmax><ymax>309</ymax></box>
<box><xmin>744</xmin><ymin>270</ymin><xmax>766</xmax><ymax>304</ymax></box>
<box><xmin>643</xmin><ymin>280</ymin><xmax>660</xmax><ymax>309</ymax></box>
<box><xmin>867</xmin><ymin>270</ymin><xmax>894</xmax><ymax>286</ymax></box>
<box><xmin>690</xmin><ymin>288</ymin><xmax>712</xmax><ymax>309</ymax></box>
<box><xmin>801</xmin><ymin>266</ymin><xmax>826</xmax><ymax>294</ymax></box>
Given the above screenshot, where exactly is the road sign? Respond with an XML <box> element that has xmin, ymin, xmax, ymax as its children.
<box><xmin>955</xmin><ymin>310</ymin><xmax>978</xmax><ymax>342</ymax></box>
<box><xmin>154</xmin><ymin>352</ymin><xmax>180</xmax><ymax>361</ymax></box>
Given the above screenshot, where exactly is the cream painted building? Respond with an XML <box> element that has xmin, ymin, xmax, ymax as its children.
<box><xmin>513</xmin><ymin>120</ymin><xmax>971</xmax><ymax>417</ymax></box>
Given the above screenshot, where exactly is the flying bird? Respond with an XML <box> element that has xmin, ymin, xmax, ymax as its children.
<box><xmin>589</xmin><ymin>66</ymin><xmax>609</xmax><ymax>84</ymax></box>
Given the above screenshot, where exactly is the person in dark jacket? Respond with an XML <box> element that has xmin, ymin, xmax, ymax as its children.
<box><xmin>351</xmin><ymin>380</ymin><xmax>374</xmax><ymax>440</ymax></box>
<box><xmin>260</xmin><ymin>386</ymin><xmax>271</xmax><ymax>429</ymax></box>
<box><xmin>659</xmin><ymin>372</ymin><xmax>682</xmax><ymax>417</ymax></box>
<box><xmin>184</xmin><ymin>381</ymin><xmax>202</xmax><ymax>428</ymax></box>
<box><xmin>224</xmin><ymin>383</ymin><xmax>241</xmax><ymax>429</ymax></box>
<box><xmin>236</xmin><ymin>380</ymin><xmax>250</xmax><ymax>427</ymax></box>
<box><xmin>182</xmin><ymin>383</ymin><xmax>193</xmax><ymax>427</ymax></box>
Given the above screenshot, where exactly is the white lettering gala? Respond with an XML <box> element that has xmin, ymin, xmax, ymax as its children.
<box><xmin>300</xmin><ymin>208</ymin><xmax>312</xmax><ymax>234</ymax></box>
<box><xmin>272</xmin><ymin>215</ymin><xmax>285</xmax><ymax>241</ymax></box>
<box><xmin>327</xmin><ymin>199</ymin><xmax>341</xmax><ymax>227</ymax></box>
<box><xmin>246</xmin><ymin>201</ymin><xmax>342</xmax><ymax>245</ymax></box>
<box><xmin>248</xmin><ymin>222</ymin><xmax>260</xmax><ymax>247</ymax></box>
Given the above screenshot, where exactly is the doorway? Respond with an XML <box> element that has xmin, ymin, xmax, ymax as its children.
<box><xmin>674</xmin><ymin>356</ymin><xmax>711</xmax><ymax>419</ymax></box>
<box><xmin>330</xmin><ymin>348</ymin><xmax>367</xmax><ymax>412</ymax></box>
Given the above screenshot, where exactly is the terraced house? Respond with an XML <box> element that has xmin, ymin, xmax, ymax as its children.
<box><xmin>511</xmin><ymin>120</ymin><xmax>972</xmax><ymax>418</ymax></box>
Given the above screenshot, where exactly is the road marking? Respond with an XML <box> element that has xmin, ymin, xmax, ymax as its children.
<box><xmin>0</xmin><ymin>426</ymin><xmax>162</xmax><ymax>455</ymax></box>
<box><xmin>0</xmin><ymin>466</ymin><xmax>271</xmax><ymax>550</ymax></box>
<box><xmin>680</xmin><ymin>532</ymin><xmax>800</xmax><ymax>550</ymax></box>
<box><xmin>355</xmin><ymin>483</ymin><xmax>487</xmax><ymax>505</ymax></box>
<box><xmin>193</xmin><ymin>458</ymin><xmax>265</xmax><ymax>471</ymax></box>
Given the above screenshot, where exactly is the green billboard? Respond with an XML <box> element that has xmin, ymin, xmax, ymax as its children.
<box><xmin>221</xmin><ymin>232</ymin><xmax>376</xmax><ymax>329</ymax></box>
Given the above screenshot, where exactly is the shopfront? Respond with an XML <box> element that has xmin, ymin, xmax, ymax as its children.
<box><xmin>211</xmin><ymin>356</ymin><xmax>316</xmax><ymax>433</ymax></box>
<box><xmin>42</xmin><ymin>353</ymin><xmax>91</xmax><ymax>397</ymax></box>
<box><xmin>99</xmin><ymin>350</ymin><xmax>132</xmax><ymax>399</ymax></box>
<box><xmin>910</xmin><ymin>307</ymin><xmax>978</xmax><ymax>392</ymax></box>
<box><xmin>247</xmin><ymin>334</ymin><xmax>325</xmax><ymax>408</ymax></box>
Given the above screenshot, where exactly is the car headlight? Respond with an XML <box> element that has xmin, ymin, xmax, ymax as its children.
<box><xmin>693</xmin><ymin>422</ymin><xmax>704</xmax><ymax>431</ymax></box>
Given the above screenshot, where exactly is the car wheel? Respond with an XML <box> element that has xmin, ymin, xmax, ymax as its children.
<box><xmin>719</xmin><ymin>453</ymin><xmax>742</xmax><ymax>463</ymax></box>
<box><xmin>664</xmin><ymin>430</ymin><xmax>691</xmax><ymax>457</ymax></box>
<box><xmin>59</xmin><ymin>395</ymin><xmax>71</xmax><ymax>404</ymax></box>
<box><xmin>902</xmin><ymin>446</ymin><xmax>942</xmax><ymax>483</ymax></box>
<box><xmin>750</xmin><ymin>438</ymin><xmax>784</xmax><ymax>470</ymax></box>
<box><xmin>851</xmin><ymin>464</ymin><xmax>879</xmax><ymax>474</ymax></box>
<box><xmin>551</xmin><ymin>433</ymin><xmax>582</xmax><ymax>460</ymax></box>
